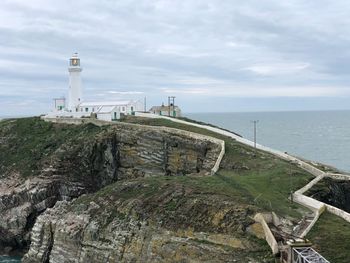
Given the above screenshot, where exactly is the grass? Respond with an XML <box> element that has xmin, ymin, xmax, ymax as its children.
<box><xmin>1</xmin><ymin>116</ymin><xmax>314</xmax><ymax>220</ymax></box>
<box><xmin>121</xmin><ymin>116</ymin><xmax>314</xmax><ymax>219</ymax></box>
<box><xmin>218</xmin><ymin>169</ymin><xmax>310</xmax><ymax>218</ymax></box>
<box><xmin>0</xmin><ymin>117</ymin><xmax>103</xmax><ymax>177</ymax></box>
<box><xmin>2</xmin><ymin>116</ymin><xmax>347</xmax><ymax>260</ymax></box>
<box><xmin>307</xmin><ymin>212</ymin><xmax>350</xmax><ymax>263</ymax></box>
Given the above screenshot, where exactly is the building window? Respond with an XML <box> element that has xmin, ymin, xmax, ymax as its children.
<box><xmin>85</xmin><ymin>108</ymin><xmax>89</xmax><ymax>112</ymax></box>
<box><xmin>122</xmin><ymin>106</ymin><xmax>125</xmax><ymax>112</ymax></box>
<box><xmin>80</xmin><ymin>108</ymin><xmax>83</xmax><ymax>112</ymax></box>
<box><xmin>131</xmin><ymin>106</ymin><xmax>134</xmax><ymax>112</ymax></box>
<box><xmin>92</xmin><ymin>108</ymin><xmax>95</xmax><ymax>112</ymax></box>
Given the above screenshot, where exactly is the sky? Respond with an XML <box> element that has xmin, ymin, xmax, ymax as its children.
<box><xmin>1</xmin><ymin>0</ymin><xmax>350</xmax><ymax>115</ymax></box>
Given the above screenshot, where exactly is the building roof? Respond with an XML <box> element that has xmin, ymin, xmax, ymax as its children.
<box><xmin>149</xmin><ymin>105</ymin><xmax>181</xmax><ymax>111</ymax></box>
<box><xmin>79</xmin><ymin>100</ymin><xmax>133</xmax><ymax>107</ymax></box>
<box><xmin>97</xmin><ymin>105</ymin><xmax>119</xmax><ymax>114</ymax></box>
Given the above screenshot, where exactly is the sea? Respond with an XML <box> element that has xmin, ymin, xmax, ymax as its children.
<box><xmin>186</xmin><ymin>110</ymin><xmax>350</xmax><ymax>173</ymax></box>
<box><xmin>0</xmin><ymin>256</ymin><xmax>21</xmax><ymax>263</ymax></box>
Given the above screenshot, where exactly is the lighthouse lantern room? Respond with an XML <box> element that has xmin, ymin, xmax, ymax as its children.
<box><xmin>68</xmin><ymin>53</ymin><xmax>82</xmax><ymax>111</ymax></box>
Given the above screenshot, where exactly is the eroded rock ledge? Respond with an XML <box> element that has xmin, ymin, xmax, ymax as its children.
<box><xmin>23</xmin><ymin>180</ymin><xmax>270</xmax><ymax>263</ymax></box>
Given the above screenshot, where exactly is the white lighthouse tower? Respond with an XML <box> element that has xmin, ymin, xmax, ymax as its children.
<box><xmin>68</xmin><ymin>53</ymin><xmax>82</xmax><ymax>111</ymax></box>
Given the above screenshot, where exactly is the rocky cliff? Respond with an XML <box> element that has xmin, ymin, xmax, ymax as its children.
<box><xmin>0</xmin><ymin>118</ymin><xmax>221</xmax><ymax>256</ymax></box>
<box><xmin>23</xmin><ymin>178</ymin><xmax>272</xmax><ymax>263</ymax></box>
<box><xmin>306</xmin><ymin>177</ymin><xmax>350</xmax><ymax>212</ymax></box>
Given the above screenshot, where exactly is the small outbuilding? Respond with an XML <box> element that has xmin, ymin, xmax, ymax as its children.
<box><xmin>78</xmin><ymin>100</ymin><xmax>143</xmax><ymax>115</ymax></box>
<box><xmin>149</xmin><ymin>104</ymin><xmax>182</xmax><ymax>117</ymax></box>
<box><xmin>96</xmin><ymin>105</ymin><xmax>121</xmax><ymax>121</ymax></box>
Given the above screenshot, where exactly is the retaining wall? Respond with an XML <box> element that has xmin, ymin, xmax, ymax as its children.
<box><xmin>293</xmin><ymin>193</ymin><xmax>325</xmax><ymax>212</ymax></box>
<box><xmin>211</xmin><ymin>140</ymin><xmax>225</xmax><ymax>175</ymax></box>
<box><xmin>326</xmin><ymin>204</ymin><xmax>350</xmax><ymax>222</ymax></box>
<box><xmin>292</xmin><ymin>193</ymin><xmax>326</xmax><ymax>238</ymax></box>
<box><xmin>254</xmin><ymin>213</ymin><xmax>279</xmax><ymax>255</ymax></box>
<box><xmin>295</xmin><ymin>175</ymin><xmax>325</xmax><ymax>195</ymax></box>
<box><xmin>325</xmin><ymin>173</ymin><xmax>350</xmax><ymax>180</ymax></box>
<box><xmin>299</xmin><ymin>210</ymin><xmax>322</xmax><ymax>238</ymax></box>
<box><xmin>297</xmin><ymin>162</ymin><xmax>325</xmax><ymax>177</ymax></box>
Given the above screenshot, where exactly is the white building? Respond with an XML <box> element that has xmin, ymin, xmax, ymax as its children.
<box><xmin>53</xmin><ymin>97</ymin><xmax>66</xmax><ymax>112</ymax></box>
<box><xmin>95</xmin><ymin>105</ymin><xmax>120</xmax><ymax>121</ymax></box>
<box><xmin>77</xmin><ymin>100</ymin><xmax>143</xmax><ymax>120</ymax></box>
<box><xmin>78</xmin><ymin>100</ymin><xmax>143</xmax><ymax>116</ymax></box>
<box><xmin>149</xmin><ymin>104</ymin><xmax>182</xmax><ymax>117</ymax></box>
<box><xmin>47</xmin><ymin>53</ymin><xmax>143</xmax><ymax>121</ymax></box>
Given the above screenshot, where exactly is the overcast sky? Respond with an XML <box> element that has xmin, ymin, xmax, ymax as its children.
<box><xmin>1</xmin><ymin>0</ymin><xmax>350</xmax><ymax>115</ymax></box>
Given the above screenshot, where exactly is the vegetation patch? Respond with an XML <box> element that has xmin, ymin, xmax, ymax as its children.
<box><xmin>307</xmin><ymin>212</ymin><xmax>350</xmax><ymax>263</ymax></box>
<box><xmin>0</xmin><ymin>117</ymin><xmax>103</xmax><ymax>177</ymax></box>
<box><xmin>121</xmin><ymin>116</ymin><xmax>314</xmax><ymax>219</ymax></box>
<box><xmin>306</xmin><ymin>177</ymin><xmax>350</xmax><ymax>213</ymax></box>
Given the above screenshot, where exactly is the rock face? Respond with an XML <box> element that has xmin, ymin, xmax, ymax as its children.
<box><xmin>23</xmin><ymin>180</ymin><xmax>272</xmax><ymax>263</ymax></box>
<box><xmin>0</xmin><ymin>119</ymin><xmax>221</xmax><ymax>253</ymax></box>
<box><xmin>307</xmin><ymin>177</ymin><xmax>350</xmax><ymax>212</ymax></box>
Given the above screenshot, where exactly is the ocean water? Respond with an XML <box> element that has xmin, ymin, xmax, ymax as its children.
<box><xmin>186</xmin><ymin>110</ymin><xmax>350</xmax><ymax>173</ymax></box>
<box><xmin>0</xmin><ymin>256</ymin><xmax>21</xmax><ymax>263</ymax></box>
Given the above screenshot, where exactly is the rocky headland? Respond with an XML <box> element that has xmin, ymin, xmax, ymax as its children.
<box><xmin>3</xmin><ymin>116</ymin><xmax>344</xmax><ymax>262</ymax></box>
<box><xmin>0</xmin><ymin>117</ymin><xmax>227</xmax><ymax>260</ymax></box>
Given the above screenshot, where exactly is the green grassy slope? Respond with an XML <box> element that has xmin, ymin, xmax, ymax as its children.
<box><xmin>307</xmin><ymin>212</ymin><xmax>350</xmax><ymax>263</ymax></box>
<box><xmin>0</xmin><ymin>117</ymin><xmax>103</xmax><ymax>177</ymax></box>
<box><xmin>120</xmin><ymin>116</ymin><xmax>313</xmax><ymax>219</ymax></box>
<box><xmin>4</xmin><ymin>116</ymin><xmax>347</xmax><ymax>260</ymax></box>
<box><xmin>125</xmin><ymin>116</ymin><xmax>350</xmax><ymax>259</ymax></box>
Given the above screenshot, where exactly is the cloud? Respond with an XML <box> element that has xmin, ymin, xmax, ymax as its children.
<box><xmin>244</xmin><ymin>62</ymin><xmax>310</xmax><ymax>76</ymax></box>
<box><xmin>1</xmin><ymin>0</ymin><xmax>350</xmax><ymax>115</ymax></box>
<box><xmin>107</xmin><ymin>91</ymin><xmax>144</xmax><ymax>95</ymax></box>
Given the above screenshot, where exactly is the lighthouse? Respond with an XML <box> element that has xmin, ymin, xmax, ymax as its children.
<box><xmin>68</xmin><ymin>53</ymin><xmax>82</xmax><ymax>111</ymax></box>
<box><xmin>45</xmin><ymin>53</ymin><xmax>144</xmax><ymax>120</ymax></box>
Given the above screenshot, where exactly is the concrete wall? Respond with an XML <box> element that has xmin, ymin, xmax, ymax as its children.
<box><xmin>325</xmin><ymin>173</ymin><xmax>350</xmax><ymax>180</ymax></box>
<box><xmin>295</xmin><ymin>175</ymin><xmax>325</xmax><ymax>195</ymax></box>
<box><xmin>297</xmin><ymin>162</ymin><xmax>325</xmax><ymax>177</ymax></box>
<box><xmin>211</xmin><ymin>140</ymin><xmax>225</xmax><ymax>175</ymax></box>
<box><xmin>254</xmin><ymin>213</ymin><xmax>279</xmax><ymax>255</ymax></box>
<box><xmin>292</xmin><ymin>193</ymin><xmax>326</xmax><ymax>238</ymax></box>
<box><xmin>326</xmin><ymin>204</ymin><xmax>350</xmax><ymax>222</ymax></box>
<box><xmin>293</xmin><ymin>193</ymin><xmax>325</xmax><ymax>212</ymax></box>
<box><xmin>294</xmin><ymin>172</ymin><xmax>350</xmax><ymax>224</ymax></box>
<box><xmin>299</xmin><ymin>211</ymin><xmax>323</xmax><ymax>238</ymax></box>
